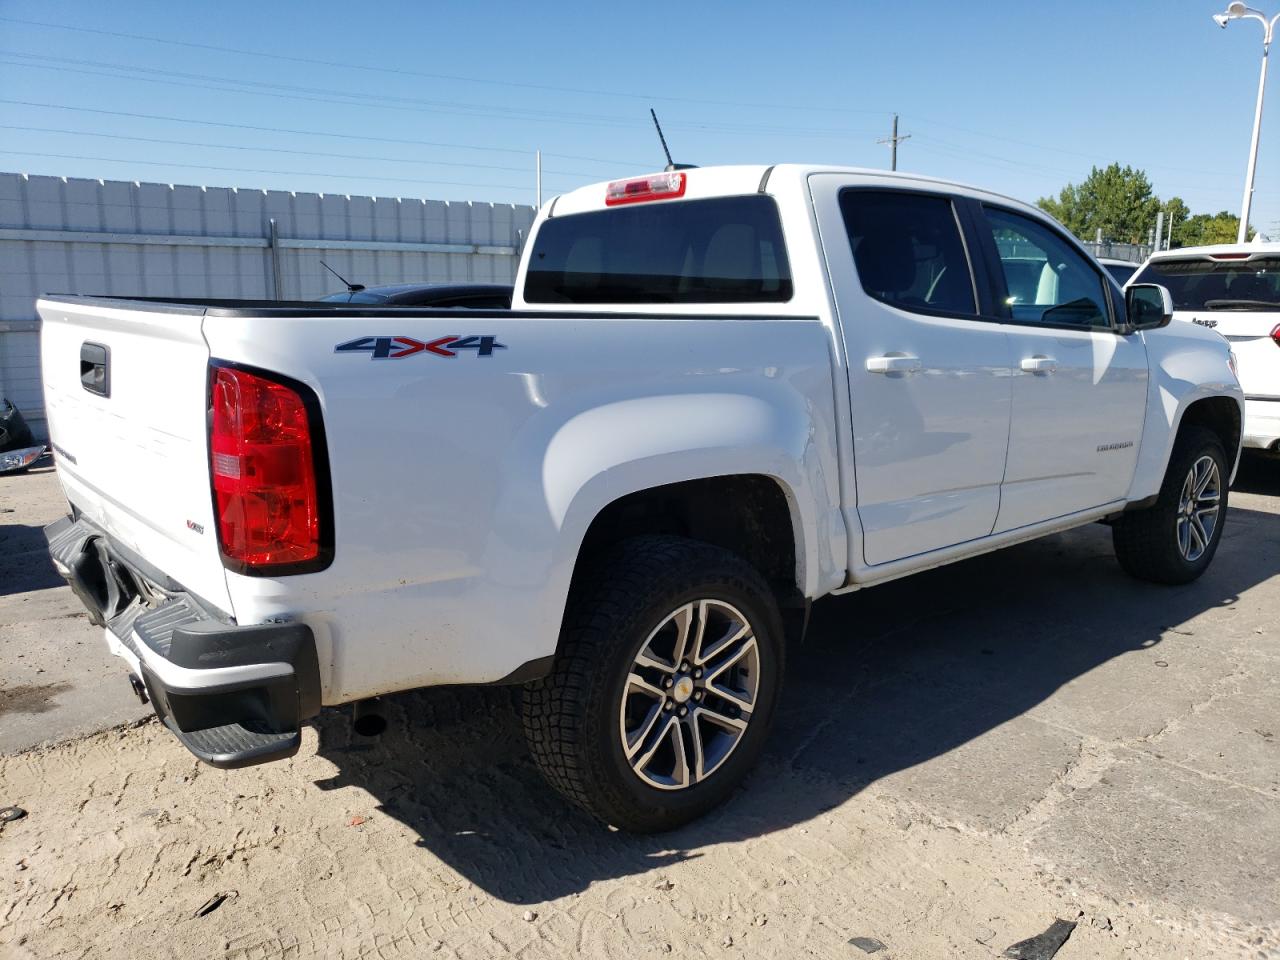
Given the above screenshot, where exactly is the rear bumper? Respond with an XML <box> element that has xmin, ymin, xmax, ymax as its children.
<box><xmin>1243</xmin><ymin>397</ymin><xmax>1280</xmax><ymax>450</ymax></box>
<box><xmin>44</xmin><ymin>515</ymin><xmax>320</xmax><ymax>768</ymax></box>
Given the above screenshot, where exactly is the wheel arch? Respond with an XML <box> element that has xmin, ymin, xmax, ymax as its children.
<box><xmin>573</xmin><ymin>473</ymin><xmax>805</xmax><ymax>597</ymax></box>
<box><xmin>1177</xmin><ymin>395</ymin><xmax>1242</xmax><ymax>475</ymax></box>
<box><xmin>547</xmin><ymin>465</ymin><xmax>825</xmax><ymax>660</ymax></box>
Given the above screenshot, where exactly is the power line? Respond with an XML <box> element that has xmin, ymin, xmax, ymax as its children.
<box><xmin>911</xmin><ymin>136</ymin><xmax>1229</xmax><ymax>195</ymax></box>
<box><xmin>0</xmin><ymin>125</ymin><xmax>600</xmax><ymax>179</ymax></box>
<box><xmin>0</xmin><ymin>21</ymin><xmax>1251</xmax><ymax>201</ymax></box>
<box><xmin>0</xmin><ymin>15</ymin><xmax>892</xmax><ymax>117</ymax></box>
<box><xmin>0</xmin><ymin>51</ymin><xmax>882</xmax><ymax>141</ymax></box>
<box><xmin>911</xmin><ymin>135</ymin><xmax>1085</xmax><ymax>179</ymax></box>
<box><xmin>0</xmin><ymin>50</ymin><xmax>650</xmax><ymax>128</ymax></box>
<box><xmin>0</xmin><ymin>16</ymin><xmax>1254</xmax><ymax>186</ymax></box>
<box><xmin>912</xmin><ymin>115</ymin><xmax>1232</xmax><ymax>179</ymax></box>
<box><xmin>0</xmin><ymin>55</ymin><xmax>641</xmax><ymax>133</ymax></box>
<box><xmin>0</xmin><ymin>99</ymin><xmax>634</xmax><ymax>166</ymax></box>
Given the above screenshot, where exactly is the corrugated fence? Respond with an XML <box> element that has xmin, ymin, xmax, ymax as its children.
<box><xmin>0</xmin><ymin>172</ymin><xmax>537</xmax><ymax>438</ymax></box>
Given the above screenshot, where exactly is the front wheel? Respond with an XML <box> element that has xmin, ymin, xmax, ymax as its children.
<box><xmin>1112</xmin><ymin>426</ymin><xmax>1229</xmax><ymax>584</ymax></box>
<box><xmin>522</xmin><ymin>536</ymin><xmax>784</xmax><ymax>833</ymax></box>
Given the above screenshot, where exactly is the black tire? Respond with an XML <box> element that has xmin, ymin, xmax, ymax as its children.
<box><xmin>522</xmin><ymin>535</ymin><xmax>784</xmax><ymax>833</ymax></box>
<box><xmin>1112</xmin><ymin>426</ymin><xmax>1229</xmax><ymax>584</ymax></box>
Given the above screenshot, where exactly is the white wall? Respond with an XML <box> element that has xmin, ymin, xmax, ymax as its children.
<box><xmin>0</xmin><ymin>173</ymin><xmax>536</xmax><ymax>438</ymax></box>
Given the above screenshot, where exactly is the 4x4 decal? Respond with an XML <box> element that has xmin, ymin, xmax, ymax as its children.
<box><xmin>334</xmin><ymin>335</ymin><xmax>506</xmax><ymax>359</ymax></box>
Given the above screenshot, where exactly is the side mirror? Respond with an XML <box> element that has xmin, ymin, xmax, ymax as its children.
<box><xmin>1124</xmin><ymin>283</ymin><xmax>1173</xmax><ymax>332</ymax></box>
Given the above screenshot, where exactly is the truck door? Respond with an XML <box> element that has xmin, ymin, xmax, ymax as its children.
<box><xmin>968</xmin><ymin>203</ymin><xmax>1148</xmax><ymax>531</ymax></box>
<box><xmin>810</xmin><ymin>177</ymin><xmax>1014</xmax><ymax>566</ymax></box>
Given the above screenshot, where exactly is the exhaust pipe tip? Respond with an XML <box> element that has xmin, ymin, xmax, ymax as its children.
<box><xmin>127</xmin><ymin>673</ymin><xmax>149</xmax><ymax>704</ymax></box>
<box><xmin>352</xmin><ymin>698</ymin><xmax>386</xmax><ymax>737</ymax></box>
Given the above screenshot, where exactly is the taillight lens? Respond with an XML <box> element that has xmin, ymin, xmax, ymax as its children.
<box><xmin>210</xmin><ymin>365</ymin><xmax>321</xmax><ymax>569</ymax></box>
<box><xmin>1272</xmin><ymin>324</ymin><xmax>1280</xmax><ymax>348</ymax></box>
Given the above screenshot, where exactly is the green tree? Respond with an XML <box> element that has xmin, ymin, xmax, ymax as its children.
<box><xmin>1037</xmin><ymin>163</ymin><xmax>1161</xmax><ymax>243</ymax></box>
<box><xmin>1178</xmin><ymin>211</ymin><xmax>1253</xmax><ymax>247</ymax></box>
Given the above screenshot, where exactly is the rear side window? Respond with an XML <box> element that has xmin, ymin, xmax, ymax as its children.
<box><xmin>839</xmin><ymin>190</ymin><xmax>977</xmax><ymax>316</ymax></box>
<box><xmin>524</xmin><ymin>196</ymin><xmax>793</xmax><ymax>304</ymax></box>
<box><xmin>1132</xmin><ymin>257</ymin><xmax>1280</xmax><ymax>312</ymax></box>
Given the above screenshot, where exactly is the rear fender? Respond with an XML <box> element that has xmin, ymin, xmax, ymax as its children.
<box><xmin>529</xmin><ymin>391</ymin><xmax>841</xmax><ymax>643</ymax></box>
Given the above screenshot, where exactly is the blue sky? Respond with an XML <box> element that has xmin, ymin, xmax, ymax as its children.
<box><xmin>0</xmin><ymin>0</ymin><xmax>1276</xmax><ymax>235</ymax></box>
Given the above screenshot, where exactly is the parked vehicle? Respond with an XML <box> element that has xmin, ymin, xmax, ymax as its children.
<box><xmin>38</xmin><ymin>165</ymin><xmax>1243</xmax><ymax>831</ymax></box>
<box><xmin>0</xmin><ymin>398</ymin><xmax>44</xmax><ymax>473</ymax></box>
<box><xmin>1131</xmin><ymin>242</ymin><xmax>1279</xmax><ymax>452</ymax></box>
<box><xmin>1098</xmin><ymin>257</ymin><xmax>1141</xmax><ymax>286</ymax></box>
<box><xmin>317</xmin><ymin>282</ymin><xmax>512</xmax><ymax>308</ymax></box>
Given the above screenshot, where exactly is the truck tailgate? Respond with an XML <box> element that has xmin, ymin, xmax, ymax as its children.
<box><xmin>37</xmin><ymin>298</ymin><xmax>233</xmax><ymax>613</ymax></box>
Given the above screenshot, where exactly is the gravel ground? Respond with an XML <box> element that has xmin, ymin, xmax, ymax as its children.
<box><xmin>2</xmin><ymin>458</ymin><xmax>1279</xmax><ymax>959</ymax></box>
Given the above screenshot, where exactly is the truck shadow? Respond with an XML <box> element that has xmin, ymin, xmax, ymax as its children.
<box><xmin>0</xmin><ymin>523</ymin><xmax>64</xmax><ymax>595</ymax></box>
<box><xmin>1233</xmin><ymin>450</ymin><xmax>1280</xmax><ymax>497</ymax></box>
<box><xmin>312</xmin><ymin>502</ymin><xmax>1280</xmax><ymax>905</ymax></box>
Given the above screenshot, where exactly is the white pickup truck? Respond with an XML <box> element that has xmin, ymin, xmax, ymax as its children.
<box><xmin>38</xmin><ymin>165</ymin><xmax>1243</xmax><ymax>832</ymax></box>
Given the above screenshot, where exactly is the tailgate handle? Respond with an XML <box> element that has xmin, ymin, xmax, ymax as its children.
<box><xmin>80</xmin><ymin>342</ymin><xmax>111</xmax><ymax>397</ymax></box>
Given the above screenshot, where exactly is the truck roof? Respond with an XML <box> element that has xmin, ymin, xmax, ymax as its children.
<box><xmin>547</xmin><ymin>163</ymin><xmax>1044</xmax><ymax>221</ymax></box>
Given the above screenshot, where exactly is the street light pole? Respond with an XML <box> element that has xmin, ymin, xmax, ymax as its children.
<box><xmin>1214</xmin><ymin>3</ymin><xmax>1280</xmax><ymax>243</ymax></box>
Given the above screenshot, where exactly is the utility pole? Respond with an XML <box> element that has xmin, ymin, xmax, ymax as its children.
<box><xmin>877</xmin><ymin>114</ymin><xmax>911</xmax><ymax>171</ymax></box>
<box><xmin>535</xmin><ymin>150</ymin><xmax>542</xmax><ymax>210</ymax></box>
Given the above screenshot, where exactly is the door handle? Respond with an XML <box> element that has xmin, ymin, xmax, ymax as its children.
<box><xmin>866</xmin><ymin>355</ymin><xmax>922</xmax><ymax>375</ymax></box>
<box><xmin>1020</xmin><ymin>355</ymin><xmax>1057</xmax><ymax>374</ymax></box>
<box><xmin>80</xmin><ymin>342</ymin><xmax>111</xmax><ymax>397</ymax></box>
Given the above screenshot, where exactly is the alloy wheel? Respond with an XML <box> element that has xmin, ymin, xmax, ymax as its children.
<box><xmin>1176</xmin><ymin>454</ymin><xmax>1221</xmax><ymax>562</ymax></box>
<box><xmin>618</xmin><ymin>599</ymin><xmax>760</xmax><ymax>791</ymax></box>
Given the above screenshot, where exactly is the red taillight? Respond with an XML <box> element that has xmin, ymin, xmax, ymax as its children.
<box><xmin>605</xmin><ymin>171</ymin><xmax>686</xmax><ymax>206</ymax></box>
<box><xmin>1272</xmin><ymin>324</ymin><xmax>1280</xmax><ymax>348</ymax></box>
<box><xmin>1210</xmin><ymin>253</ymin><xmax>1251</xmax><ymax>260</ymax></box>
<box><xmin>210</xmin><ymin>365</ymin><xmax>321</xmax><ymax>570</ymax></box>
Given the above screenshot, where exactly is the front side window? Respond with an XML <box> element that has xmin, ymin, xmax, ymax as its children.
<box><xmin>839</xmin><ymin>190</ymin><xmax>977</xmax><ymax>315</ymax></box>
<box><xmin>523</xmin><ymin>195</ymin><xmax>792</xmax><ymax>304</ymax></box>
<box><xmin>1131</xmin><ymin>257</ymin><xmax>1280</xmax><ymax>312</ymax></box>
<box><xmin>984</xmin><ymin>207</ymin><xmax>1110</xmax><ymax>327</ymax></box>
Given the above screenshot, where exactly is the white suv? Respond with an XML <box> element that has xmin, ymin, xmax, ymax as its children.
<box><xmin>1132</xmin><ymin>243</ymin><xmax>1280</xmax><ymax>452</ymax></box>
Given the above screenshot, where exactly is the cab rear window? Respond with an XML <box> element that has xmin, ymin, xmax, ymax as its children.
<box><xmin>524</xmin><ymin>196</ymin><xmax>793</xmax><ymax>304</ymax></box>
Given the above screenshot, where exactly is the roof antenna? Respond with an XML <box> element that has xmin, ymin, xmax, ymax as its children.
<box><xmin>650</xmin><ymin>108</ymin><xmax>697</xmax><ymax>172</ymax></box>
<box><xmin>320</xmin><ymin>259</ymin><xmax>364</xmax><ymax>293</ymax></box>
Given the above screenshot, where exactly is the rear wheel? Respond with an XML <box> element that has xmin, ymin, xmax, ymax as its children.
<box><xmin>1112</xmin><ymin>426</ymin><xmax>1229</xmax><ymax>584</ymax></box>
<box><xmin>523</xmin><ymin>536</ymin><xmax>783</xmax><ymax>833</ymax></box>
